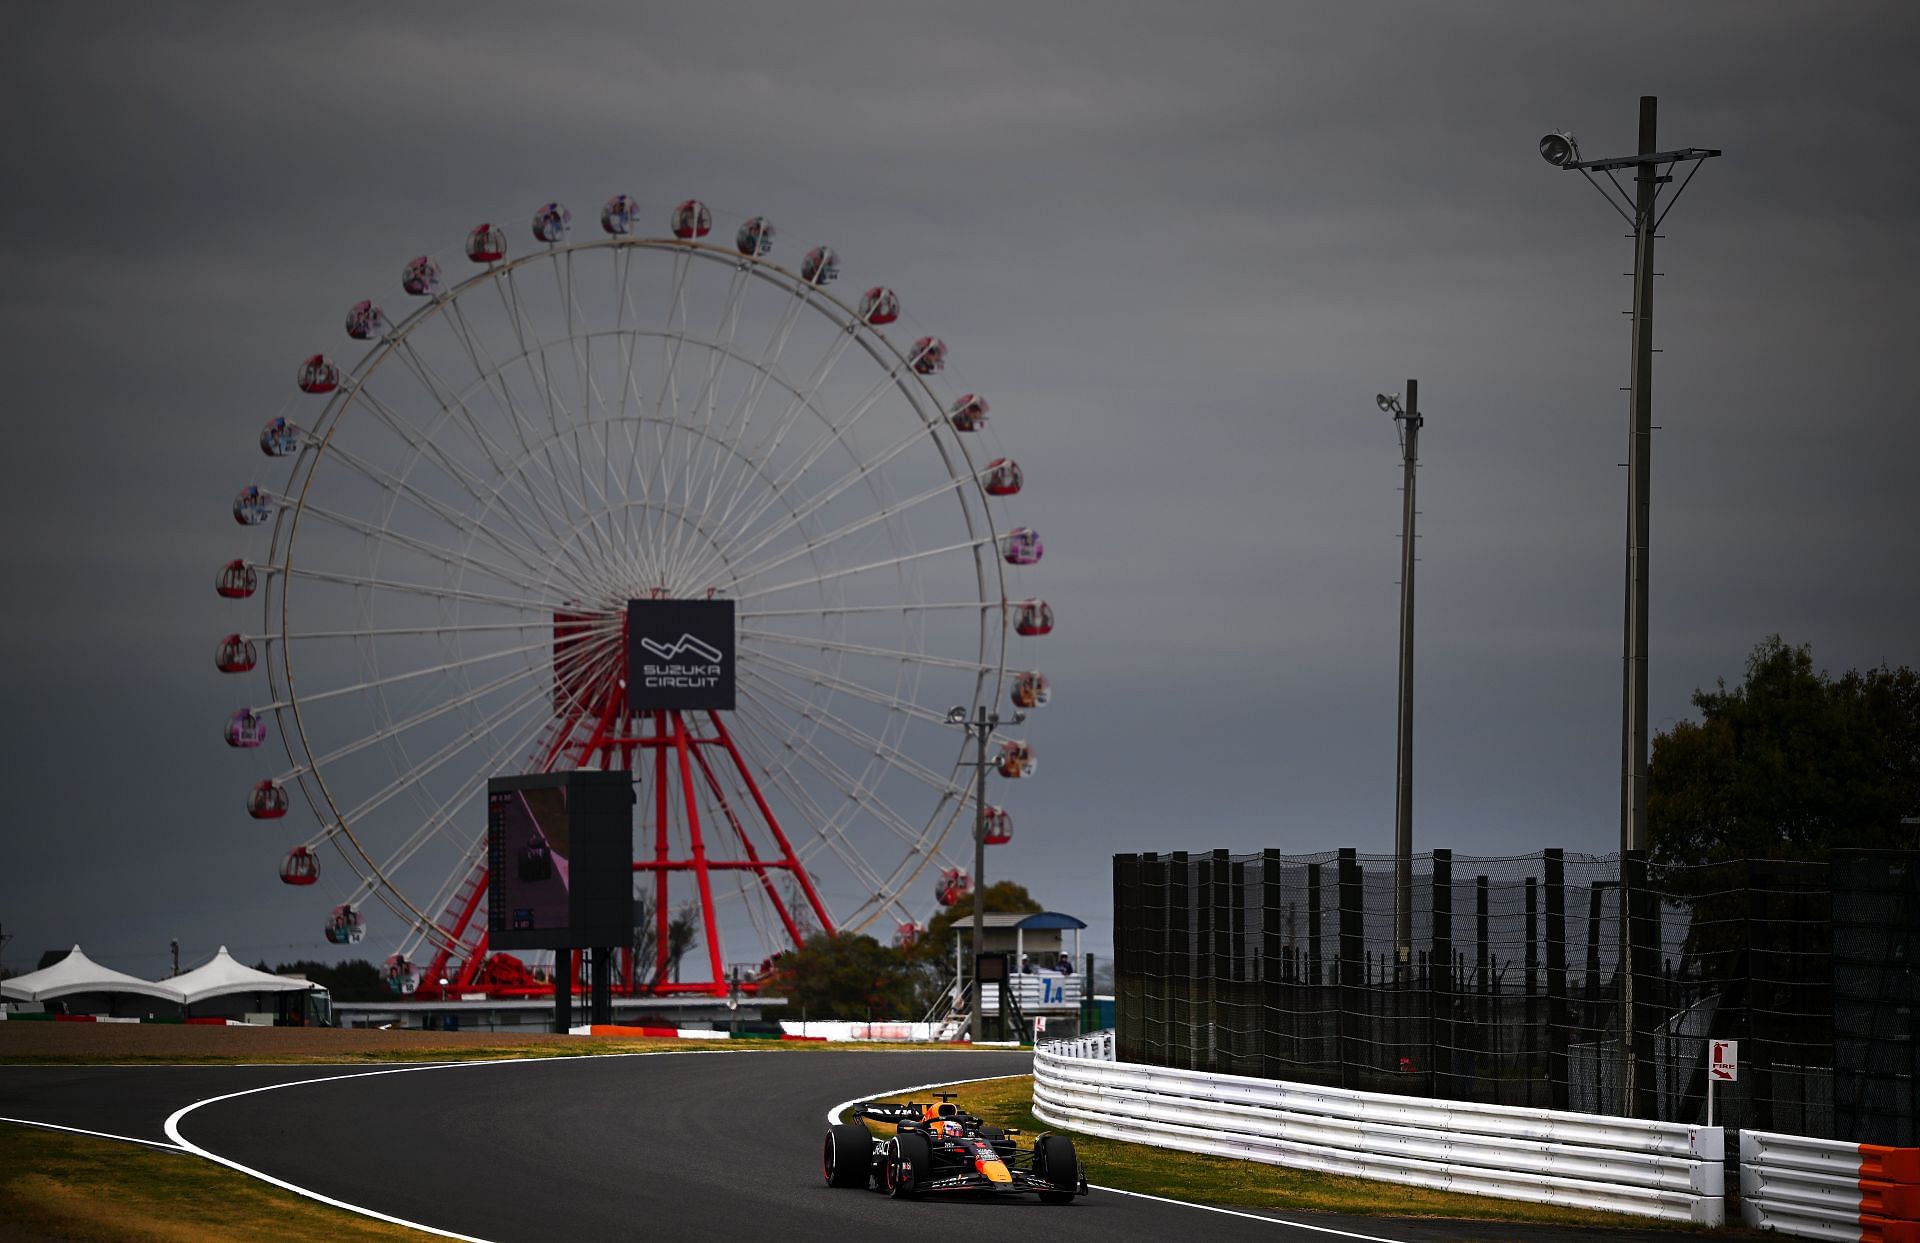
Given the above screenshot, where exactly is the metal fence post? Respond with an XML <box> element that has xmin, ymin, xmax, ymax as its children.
<box><xmin>1626</xmin><ymin>850</ymin><xmax>1658</xmax><ymax>1118</ymax></box>
<box><xmin>1338</xmin><ymin>848</ymin><xmax>1364</xmax><ymax>1091</ymax></box>
<box><xmin>1545</xmin><ymin>848</ymin><xmax>1569</xmax><ymax>1110</ymax></box>
<box><xmin>1432</xmin><ymin>849</ymin><xmax>1454</xmax><ymax>1098</ymax></box>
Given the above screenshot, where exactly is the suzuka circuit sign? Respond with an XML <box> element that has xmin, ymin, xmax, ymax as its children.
<box><xmin>627</xmin><ymin>598</ymin><xmax>736</xmax><ymax>711</ymax></box>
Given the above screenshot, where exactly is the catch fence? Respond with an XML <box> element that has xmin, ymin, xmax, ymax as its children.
<box><xmin>1113</xmin><ymin>848</ymin><xmax>1917</xmax><ymax>1140</ymax></box>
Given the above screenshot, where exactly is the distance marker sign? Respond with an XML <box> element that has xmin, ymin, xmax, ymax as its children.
<box><xmin>627</xmin><ymin>598</ymin><xmax>736</xmax><ymax>711</ymax></box>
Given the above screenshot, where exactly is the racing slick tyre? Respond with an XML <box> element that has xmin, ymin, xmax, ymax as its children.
<box><xmin>884</xmin><ymin>1131</ymin><xmax>931</xmax><ymax>1199</ymax></box>
<box><xmin>824</xmin><ymin>1122</ymin><xmax>874</xmax><ymax>1188</ymax></box>
<box><xmin>1034</xmin><ymin>1133</ymin><xmax>1079</xmax><ymax>1204</ymax></box>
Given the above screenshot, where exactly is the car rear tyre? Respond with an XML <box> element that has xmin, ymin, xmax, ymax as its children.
<box><xmin>1035</xmin><ymin>1133</ymin><xmax>1078</xmax><ymax>1204</ymax></box>
<box><xmin>886</xmin><ymin>1131</ymin><xmax>931</xmax><ymax>1199</ymax></box>
<box><xmin>824</xmin><ymin>1122</ymin><xmax>873</xmax><ymax>1188</ymax></box>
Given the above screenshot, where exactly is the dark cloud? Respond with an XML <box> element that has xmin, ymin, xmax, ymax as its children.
<box><xmin>2</xmin><ymin>2</ymin><xmax>1916</xmax><ymax>977</ymax></box>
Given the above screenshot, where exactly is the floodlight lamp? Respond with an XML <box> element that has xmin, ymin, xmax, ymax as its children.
<box><xmin>1376</xmin><ymin>393</ymin><xmax>1398</xmax><ymax>413</ymax></box>
<box><xmin>946</xmin><ymin>706</ymin><xmax>968</xmax><ymax>725</ymax></box>
<box><xmin>1013</xmin><ymin>710</ymin><xmax>1027</xmax><ymax>725</ymax></box>
<box><xmin>1538</xmin><ymin>130</ymin><xmax>1580</xmax><ymax>168</ymax></box>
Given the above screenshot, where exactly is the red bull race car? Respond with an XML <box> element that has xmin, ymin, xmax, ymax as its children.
<box><xmin>822</xmin><ymin>1092</ymin><xmax>1088</xmax><ymax>1203</ymax></box>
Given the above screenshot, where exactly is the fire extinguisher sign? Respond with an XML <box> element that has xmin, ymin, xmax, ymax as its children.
<box><xmin>1706</xmin><ymin>1039</ymin><xmax>1738</xmax><ymax>1126</ymax></box>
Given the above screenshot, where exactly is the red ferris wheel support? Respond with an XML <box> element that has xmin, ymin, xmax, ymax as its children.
<box><xmin>416</xmin><ymin>611</ymin><xmax>836</xmax><ymax>999</ymax></box>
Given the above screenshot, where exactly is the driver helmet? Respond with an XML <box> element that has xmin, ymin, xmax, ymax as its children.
<box><xmin>941</xmin><ymin>1119</ymin><xmax>965</xmax><ymax>1138</ymax></box>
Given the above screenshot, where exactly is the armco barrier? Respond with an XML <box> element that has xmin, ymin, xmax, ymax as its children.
<box><xmin>1033</xmin><ymin>1032</ymin><xmax>1723</xmax><ymax>1225</ymax></box>
<box><xmin>1740</xmin><ymin>1130</ymin><xmax>1920</xmax><ymax>1242</ymax></box>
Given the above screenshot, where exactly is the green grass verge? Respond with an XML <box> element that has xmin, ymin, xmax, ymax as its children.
<box><xmin>856</xmin><ymin>1075</ymin><xmax>1731</xmax><ymax>1233</ymax></box>
<box><xmin>0</xmin><ymin>1124</ymin><xmax>432</xmax><ymax>1241</ymax></box>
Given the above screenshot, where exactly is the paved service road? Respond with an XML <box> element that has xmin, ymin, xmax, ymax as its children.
<box><xmin>5</xmin><ymin>1052</ymin><xmax>1717</xmax><ymax>1242</ymax></box>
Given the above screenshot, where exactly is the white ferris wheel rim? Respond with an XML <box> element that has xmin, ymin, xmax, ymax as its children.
<box><xmin>237</xmin><ymin>222</ymin><xmax>1034</xmax><ymax>961</ymax></box>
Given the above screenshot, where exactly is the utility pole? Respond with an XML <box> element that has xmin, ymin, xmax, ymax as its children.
<box><xmin>170</xmin><ymin>939</ymin><xmax>179</xmax><ymax>978</ymax></box>
<box><xmin>1622</xmin><ymin>98</ymin><xmax>1660</xmax><ymax>855</ymax></box>
<box><xmin>1374</xmin><ymin>384</ymin><xmax>1423</xmax><ymax>970</ymax></box>
<box><xmin>1394</xmin><ymin>380</ymin><xmax>1420</xmax><ymax>970</ymax></box>
<box><xmin>947</xmin><ymin>701</ymin><xmax>1023</xmax><ymax>1044</ymax></box>
<box><xmin>1539</xmin><ymin>96</ymin><xmax>1720</xmax><ymax>1118</ymax></box>
<box><xmin>970</xmin><ymin>717</ymin><xmax>989</xmax><ymax>1043</ymax></box>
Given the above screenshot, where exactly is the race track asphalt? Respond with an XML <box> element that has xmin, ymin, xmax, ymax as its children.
<box><xmin>2</xmin><ymin>1051</ymin><xmax>1729</xmax><ymax>1242</ymax></box>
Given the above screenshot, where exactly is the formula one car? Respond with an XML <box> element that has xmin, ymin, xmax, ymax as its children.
<box><xmin>822</xmin><ymin>1092</ymin><xmax>1088</xmax><ymax>1202</ymax></box>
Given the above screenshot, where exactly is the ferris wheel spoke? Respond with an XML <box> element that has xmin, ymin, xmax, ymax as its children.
<box><xmin>740</xmin><ymin>676</ymin><xmax>965</xmax><ymax>805</ymax></box>
<box><xmin>316</xmin><ymin>436</ymin><xmax>558</xmax><ymax>581</ymax></box>
<box><xmin>274</xmin><ymin>619</ymin><xmax>555</xmax><ymax>644</ymax></box>
<box><xmin>643</xmin><ymin>250</ymin><xmax>698</xmax><ymax>531</ymax></box>
<box><xmin>500</xmin><ymin>265</ymin><xmax>624</xmax><ymax>572</ymax></box>
<box><xmin>436</xmin><ymin>302</ymin><xmax>602</xmax><ymax>554</ymax></box>
<box><xmin>691</xmin><ymin>423</ymin><xmax>935</xmax><ymax>587</ymax></box>
<box><xmin>728</xmin><ymin>701</ymin><xmax>899</xmax><ymax>899</ymax></box>
<box><xmin>670</xmin><ymin>287</ymin><xmax>829</xmax><ymax>581</ymax></box>
<box><xmin>312</xmin><ymin>678</ymin><xmax>551</xmax><ymax>865</ymax></box>
<box><xmin>293</xmin><ymin>657</ymin><xmax>548</xmax><ymax>775</ymax></box>
<box><xmin>688</xmin><ymin>358</ymin><xmax>918</xmax><ymax>583</ymax></box>
<box><xmin>282</xmin><ymin>499</ymin><xmax>560</xmax><ymax>598</ymax></box>
<box><xmin>732</xmin><ymin>538</ymin><xmax>991</xmax><ymax>602</ymax></box>
<box><xmin>359</xmin><ymin>707</ymin><xmax>550</xmax><ymax>900</ymax></box>
<box><xmin>741</xmin><ymin>601</ymin><xmax>990</xmax><ymax>620</ymax></box>
<box><xmin>677</xmin><ymin>335</ymin><xmax>869</xmax><ymax>587</ymax></box>
<box><xmin>741</xmin><ymin>646</ymin><xmax>942</xmax><ymax>725</ymax></box>
<box><xmin>725</xmin><ymin>469</ymin><xmax>970</xmax><ymax>589</ymax></box>
<box><xmin>660</xmin><ymin>270</ymin><xmax>755</xmax><ymax>584</ymax></box>
<box><xmin>743</xmin><ymin>629</ymin><xmax>994</xmax><ymax>677</ymax></box>
<box><xmin>553</xmin><ymin>252</ymin><xmax>635</xmax><ymax>574</ymax></box>
<box><xmin>391</xmin><ymin>337</ymin><xmax>550</xmax><ymax>508</ymax></box>
<box><xmin>279</xmin><ymin>564</ymin><xmax>567</xmax><ymax>614</ymax></box>
<box><xmin>342</xmin><ymin>378</ymin><xmax>576</xmax><ymax>578</ymax></box>
<box><xmin>285</xmin><ymin>637</ymin><xmax>550</xmax><ymax>709</ymax></box>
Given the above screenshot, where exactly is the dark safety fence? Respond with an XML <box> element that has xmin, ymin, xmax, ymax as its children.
<box><xmin>1113</xmin><ymin>848</ymin><xmax>1919</xmax><ymax>1141</ymax></box>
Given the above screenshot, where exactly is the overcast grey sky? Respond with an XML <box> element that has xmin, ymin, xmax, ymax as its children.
<box><xmin>3</xmin><ymin>2</ymin><xmax>1916</xmax><ymax>979</ymax></box>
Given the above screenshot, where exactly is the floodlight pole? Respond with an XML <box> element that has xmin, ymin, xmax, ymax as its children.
<box><xmin>1544</xmin><ymin>94</ymin><xmax>1720</xmax><ymax>1119</ymax></box>
<box><xmin>1393</xmin><ymin>381</ymin><xmax>1420</xmax><ymax>972</ymax></box>
<box><xmin>970</xmin><ymin>712</ymin><xmax>989</xmax><ymax>1045</ymax></box>
<box><xmin>1374</xmin><ymin>384</ymin><xmax>1423</xmax><ymax>971</ymax></box>
<box><xmin>949</xmin><ymin>703</ymin><xmax>1018</xmax><ymax>1044</ymax></box>
<box><xmin>1622</xmin><ymin>98</ymin><xmax>1659</xmax><ymax>859</ymax></box>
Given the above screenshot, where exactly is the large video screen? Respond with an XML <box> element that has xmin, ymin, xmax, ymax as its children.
<box><xmin>487</xmin><ymin>771</ymin><xmax>635</xmax><ymax>951</ymax></box>
<box><xmin>626</xmin><ymin>597</ymin><xmax>736</xmax><ymax>711</ymax></box>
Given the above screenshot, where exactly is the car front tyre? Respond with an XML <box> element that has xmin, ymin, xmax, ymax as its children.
<box><xmin>1035</xmin><ymin>1133</ymin><xmax>1078</xmax><ymax>1204</ymax></box>
<box><xmin>823</xmin><ymin>1122</ymin><xmax>873</xmax><ymax>1188</ymax></box>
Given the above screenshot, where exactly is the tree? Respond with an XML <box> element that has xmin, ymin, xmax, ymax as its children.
<box><xmin>903</xmin><ymin>880</ymin><xmax>1046</xmax><ymax>1014</ymax></box>
<box><xmin>630</xmin><ymin>893</ymin><xmax>702</xmax><ymax>991</ymax></box>
<box><xmin>1649</xmin><ymin>635</ymin><xmax>1920</xmax><ymax>868</ymax></box>
<box><xmin>914</xmin><ymin>880</ymin><xmax>1045</xmax><ymax>960</ymax></box>
<box><xmin>766</xmin><ymin>931</ymin><xmax>918</xmax><ymax>1020</ymax></box>
<box><xmin>270</xmin><ymin>959</ymin><xmax>386</xmax><ymax>1002</ymax></box>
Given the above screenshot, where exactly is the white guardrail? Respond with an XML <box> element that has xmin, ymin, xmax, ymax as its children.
<box><xmin>1033</xmin><ymin>1031</ymin><xmax>1724</xmax><ymax>1225</ymax></box>
<box><xmin>1740</xmin><ymin>1129</ymin><xmax>1920</xmax><ymax>1242</ymax></box>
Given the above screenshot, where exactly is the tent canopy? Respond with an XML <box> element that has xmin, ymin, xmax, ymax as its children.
<box><xmin>166</xmin><ymin>946</ymin><xmax>314</xmax><ymax>1006</ymax></box>
<box><xmin>0</xmin><ymin>945</ymin><xmax>184</xmax><ymax>1004</ymax></box>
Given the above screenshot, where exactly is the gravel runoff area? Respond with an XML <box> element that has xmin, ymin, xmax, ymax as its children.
<box><xmin>0</xmin><ymin>1022</ymin><xmax>595</xmax><ymax>1061</ymax></box>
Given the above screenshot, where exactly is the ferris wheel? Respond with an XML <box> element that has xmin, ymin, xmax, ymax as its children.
<box><xmin>215</xmin><ymin>196</ymin><xmax>1052</xmax><ymax>997</ymax></box>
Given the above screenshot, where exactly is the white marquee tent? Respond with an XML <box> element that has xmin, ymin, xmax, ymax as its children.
<box><xmin>164</xmin><ymin>946</ymin><xmax>315</xmax><ymax>1007</ymax></box>
<box><xmin>0</xmin><ymin>945</ymin><xmax>185</xmax><ymax>1004</ymax></box>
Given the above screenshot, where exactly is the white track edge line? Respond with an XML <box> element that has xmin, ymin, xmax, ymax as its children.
<box><xmin>162</xmin><ymin>1051</ymin><xmax>691</xmax><ymax>1242</ymax></box>
<box><xmin>1</xmin><ymin>1115</ymin><xmax>186</xmax><ymax>1152</ymax></box>
<box><xmin>1091</xmin><ymin>1185</ymin><xmax>1411</xmax><ymax>1242</ymax></box>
